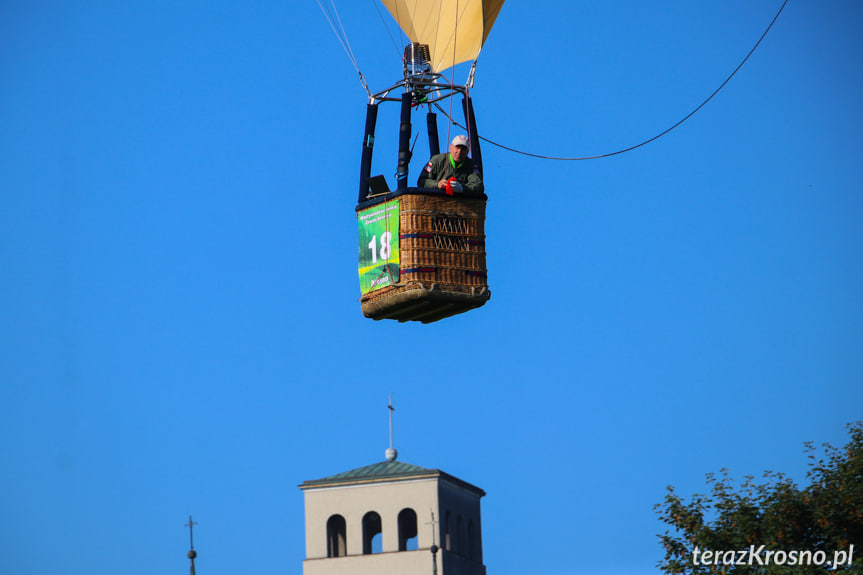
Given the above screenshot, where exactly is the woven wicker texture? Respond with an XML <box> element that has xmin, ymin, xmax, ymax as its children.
<box><xmin>362</xmin><ymin>194</ymin><xmax>487</xmax><ymax>301</ymax></box>
<box><xmin>360</xmin><ymin>192</ymin><xmax>490</xmax><ymax>322</ymax></box>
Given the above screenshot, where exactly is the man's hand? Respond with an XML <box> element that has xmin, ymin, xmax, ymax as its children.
<box><xmin>439</xmin><ymin>178</ymin><xmax>463</xmax><ymax>192</ymax></box>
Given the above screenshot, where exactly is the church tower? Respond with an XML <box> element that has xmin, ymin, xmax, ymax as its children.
<box><xmin>299</xmin><ymin>401</ymin><xmax>487</xmax><ymax>575</ymax></box>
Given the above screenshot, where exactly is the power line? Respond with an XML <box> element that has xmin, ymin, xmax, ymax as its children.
<box><xmin>453</xmin><ymin>0</ymin><xmax>791</xmax><ymax>161</ymax></box>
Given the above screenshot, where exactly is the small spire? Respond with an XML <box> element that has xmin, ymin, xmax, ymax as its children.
<box><xmin>185</xmin><ymin>515</ymin><xmax>198</xmax><ymax>575</ymax></box>
<box><xmin>386</xmin><ymin>394</ymin><xmax>398</xmax><ymax>462</ymax></box>
<box><xmin>428</xmin><ymin>511</ymin><xmax>439</xmax><ymax>575</ymax></box>
<box><xmin>426</xmin><ymin>510</ymin><xmax>438</xmax><ymax>547</ymax></box>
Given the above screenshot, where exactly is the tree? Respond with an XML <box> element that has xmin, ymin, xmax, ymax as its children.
<box><xmin>655</xmin><ymin>422</ymin><xmax>863</xmax><ymax>574</ymax></box>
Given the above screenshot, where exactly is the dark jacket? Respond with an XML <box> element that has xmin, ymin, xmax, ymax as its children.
<box><xmin>417</xmin><ymin>153</ymin><xmax>484</xmax><ymax>194</ymax></box>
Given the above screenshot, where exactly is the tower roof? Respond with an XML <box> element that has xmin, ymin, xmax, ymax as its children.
<box><xmin>299</xmin><ymin>460</ymin><xmax>485</xmax><ymax>496</ymax></box>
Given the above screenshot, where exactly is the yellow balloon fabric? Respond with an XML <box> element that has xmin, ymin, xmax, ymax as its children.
<box><xmin>380</xmin><ymin>0</ymin><xmax>505</xmax><ymax>72</ymax></box>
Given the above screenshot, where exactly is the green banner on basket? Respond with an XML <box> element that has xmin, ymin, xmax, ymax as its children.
<box><xmin>358</xmin><ymin>201</ymin><xmax>400</xmax><ymax>295</ymax></box>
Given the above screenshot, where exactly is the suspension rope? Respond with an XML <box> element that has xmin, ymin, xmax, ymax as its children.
<box><xmin>315</xmin><ymin>0</ymin><xmax>372</xmax><ymax>98</ymax></box>
<box><xmin>444</xmin><ymin>0</ymin><xmax>460</xmax><ymax>152</ymax></box>
<box><xmin>449</xmin><ymin>0</ymin><xmax>790</xmax><ymax>161</ymax></box>
<box><xmin>370</xmin><ymin>0</ymin><xmax>402</xmax><ymax>59</ymax></box>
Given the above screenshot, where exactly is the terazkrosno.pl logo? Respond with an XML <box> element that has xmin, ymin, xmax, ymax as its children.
<box><xmin>693</xmin><ymin>545</ymin><xmax>855</xmax><ymax>569</ymax></box>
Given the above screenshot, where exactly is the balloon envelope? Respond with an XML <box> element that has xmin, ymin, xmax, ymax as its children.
<box><xmin>380</xmin><ymin>0</ymin><xmax>505</xmax><ymax>72</ymax></box>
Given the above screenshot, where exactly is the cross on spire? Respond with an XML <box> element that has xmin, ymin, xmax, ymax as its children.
<box><xmin>185</xmin><ymin>515</ymin><xmax>198</xmax><ymax>575</ymax></box>
<box><xmin>427</xmin><ymin>510</ymin><xmax>440</xmax><ymax>575</ymax></box>
<box><xmin>186</xmin><ymin>515</ymin><xmax>198</xmax><ymax>551</ymax></box>
<box><xmin>385</xmin><ymin>394</ymin><xmax>398</xmax><ymax>462</ymax></box>
<box><xmin>388</xmin><ymin>394</ymin><xmax>395</xmax><ymax>449</ymax></box>
<box><xmin>426</xmin><ymin>510</ymin><xmax>439</xmax><ymax>547</ymax></box>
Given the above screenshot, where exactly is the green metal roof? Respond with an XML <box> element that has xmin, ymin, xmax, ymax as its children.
<box><xmin>300</xmin><ymin>460</ymin><xmax>435</xmax><ymax>487</ymax></box>
<box><xmin>299</xmin><ymin>460</ymin><xmax>485</xmax><ymax>496</ymax></box>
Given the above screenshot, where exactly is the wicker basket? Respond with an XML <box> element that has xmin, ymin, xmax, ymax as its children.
<box><xmin>358</xmin><ymin>190</ymin><xmax>490</xmax><ymax>323</ymax></box>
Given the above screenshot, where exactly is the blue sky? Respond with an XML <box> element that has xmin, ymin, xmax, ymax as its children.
<box><xmin>1</xmin><ymin>1</ymin><xmax>861</xmax><ymax>574</ymax></box>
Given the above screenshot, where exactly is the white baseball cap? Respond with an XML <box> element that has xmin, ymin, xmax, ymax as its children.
<box><xmin>451</xmin><ymin>135</ymin><xmax>470</xmax><ymax>149</ymax></box>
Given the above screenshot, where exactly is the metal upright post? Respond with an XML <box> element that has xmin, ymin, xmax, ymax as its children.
<box><xmin>462</xmin><ymin>96</ymin><xmax>483</xmax><ymax>178</ymax></box>
<box><xmin>358</xmin><ymin>103</ymin><xmax>379</xmax><ymax>203</ymax></box>
<box><xmin>397</xmin><ymin>91</ymin><xmax>412</xmax><ymax>190</ymax></box>
<box><xmin>426</xmin><ymin>112</ymin><xmax>440</xmax><ymax>158</ymax></box>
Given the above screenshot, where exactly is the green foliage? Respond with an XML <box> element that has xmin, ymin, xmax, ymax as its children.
<box><xmin>655</xmin><ymin>422</ymin><xmax>863</xmax><ymax>574</ymax></box>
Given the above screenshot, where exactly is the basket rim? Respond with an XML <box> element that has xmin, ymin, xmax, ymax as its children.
<box><xmin>356</xmin><ymin>186</ymin><xmax>487</xmax><ymax>212</ymax></box>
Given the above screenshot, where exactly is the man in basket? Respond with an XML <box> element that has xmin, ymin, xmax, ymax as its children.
<box><xmin>417</xmin><ymin>135</ymin><xmax>484</xmax><ymax>195</ymax></box>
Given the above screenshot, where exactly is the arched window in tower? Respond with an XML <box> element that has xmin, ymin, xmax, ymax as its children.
<box><xmin>456</xmin><ymin>515</ymin><xmax>464</xmax><ymax>555</ymax></box>
<box><xmin>326</xmin><ymin>514</ymin><xmax>347</xmax><ymax>558</ymax></box>
<box><xmin>362</xmin><ymin>511</ymin><xmax>383</xmax><ymax>554</ymax></box>
<box><xmin>468</xmin><ymin>519</ymin><xmax>476</xmax><ymax>560</ymax></box>
<box><xmin>397</xmin><ymin>508</ymin><xmax>418</xmax><ymax>551</ymax></box>
<box><xmin>444</xmin><ymin>510</ymin><xmax>451</xmax><ymax>551</ymax></box>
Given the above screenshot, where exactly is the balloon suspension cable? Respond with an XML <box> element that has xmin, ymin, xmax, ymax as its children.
<box><xmin>466</xmin><ymin>60</ymin><xmax>478</xmax><ymax>90</ymax></box>
<box><xmin>371</xmin><ymin>0</ymin><xmax>403</xmax><ymax>60</ymax></box>
<box><xmin>357</xmin><ymin>71</ymin><xmax>372</xmax><ymax>100</ymax></box>
<box><xmin>446</xmin><ymin>4</ymin><xmax>459</xmax><ymax>147</ymax></box>
<box><xmin>316</xmin><ymin>0</ymin><xmax>371</xmax><ymax>99</ymax></box>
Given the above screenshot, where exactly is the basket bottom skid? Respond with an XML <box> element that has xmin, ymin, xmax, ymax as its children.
<box><xmin>361</xmin><ymin>284</ymin><xmax>490</xmax><ymax>324</ymax></box>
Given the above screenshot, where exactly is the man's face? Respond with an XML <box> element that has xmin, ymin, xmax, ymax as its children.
<box><xmin>450</xmin><ymin>144</ymin><xmax>468</xmax><ymax>162</ymax></box>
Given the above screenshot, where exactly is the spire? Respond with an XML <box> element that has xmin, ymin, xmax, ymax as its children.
<box><xmin>185</xmin><ymin>515</ymin><xmax>198</xmax><ymax>575</ymax></box>
<box><xmin>385</xmin><ymin>394</ymin><xmax>398</xmax><ymax>462</ymax></box>
<box><xmin>428</xmin><ymin>511</ymin><xmax>439</xmax><ymax>575</ymax></box>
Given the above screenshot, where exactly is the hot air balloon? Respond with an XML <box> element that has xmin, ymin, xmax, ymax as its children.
<box><xmin>356</xmin><ymin>0</ymin><xmax>505</xmax><ymax>323</ymax></box>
